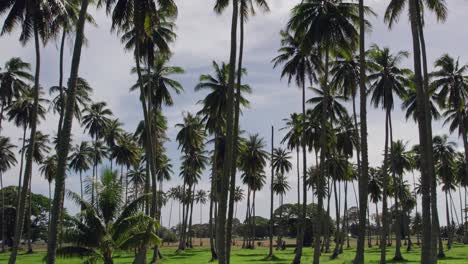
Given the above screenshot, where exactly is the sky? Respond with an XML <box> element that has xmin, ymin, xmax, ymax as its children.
<box><xmin>1</xmin><ymin>0</ymin><xmax>467</xmax><ymax>227</ymax></box>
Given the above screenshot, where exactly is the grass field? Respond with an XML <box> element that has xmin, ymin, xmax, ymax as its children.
<box><xmin>1</xmin><ymin>243</ymin><xmax>467</xmax><ymax>263</ymax></box>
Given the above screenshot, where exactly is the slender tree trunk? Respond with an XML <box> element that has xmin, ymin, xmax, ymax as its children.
<box><xmin>367</xmin><ymin>206</ymin><xmax>371</xmax><ymax>248</ymax></box>
<box><xmin>389</xmin><ymin>114</ymin><xmax>404</xmax><ymax>261</ymax></box>
<box><xmin>15</xmin><ymin>127</ymin><xmax>27</xmax><ymax>221</ymax></box>
<box><xmin>408</xmin><ymin>2</ymin><xmax>434</xmax><ymax>263</ymax></box>
<box><xmin>323</xmin><ymin>177</ymin><xmax>332</xmax><ymax>253</ymax></box>
<box><xmin>9</xmin><ymin>23</ymin><xmax>41</xmax><ymax>264</ymax></box>
<box><xmin>46</xmin><ymin>1</ymin><xmax>90</xmax><ymax>263</ymax></box>
<box><xmin>376</xmin><ymin>203</ymin><xmax>380</xmax><ymax>246</ymax></box>
<box><xmin>354</xmin><ymin>0</ymin><xmax>369</xmax><ymax>262</ymax></box>
<box><xmin>380</xmin><ymin>111</ymin><xmax>390</xmax><ymax>264</ymax></box>
<box><xmin>314</xmin><ymin>47</ymin><xmax>331</xmax><ymax>264</ymax></box>
<box><xmin>57</xmin><ymin>29</ymin><xmax>67</xmax><ymax>137</ymax></box>
<box><xmin>293</xmin><ymin>71</ymin><xmax>308</xmax><ymax>264</ymax></box>
<box><xmin>268</xmin><ymin>126</ymin><xmax>274</xmax><ymax>258</ymax></box>
<box><xmin>26</xmin><ymin>178</ymin><xmax>33</xmax><ymax>253</ymax></box>
<box><xmin>332</xmin><ymin>180</ymin><xmax>341</xmax><ymax>258</ymax></box>
<box><xmin>445</xmin><ymin>191</ymin><xmax>452</xmax><ymax>249</ymax></box>
<box><xmin>217</xmin><ymin>1</ymin><xmax>239</xmax><ymax>263</ymax></box>
<box><xmin>344</xmin><ymin>181</ymin><xmax>350</xmax><ymax>249</ymax></box>
<box><xmin>209</xmin><ymin>137</ymin><xmax>218</xmax><ymax>260</ymax></box>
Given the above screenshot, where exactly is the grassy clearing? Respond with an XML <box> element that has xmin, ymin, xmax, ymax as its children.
<box><xmin>1</xmin><ymin>243</ymin><xmax>467</xmax><ymax>263</ymax></box>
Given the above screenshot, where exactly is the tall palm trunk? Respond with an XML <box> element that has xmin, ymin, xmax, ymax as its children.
<box><xmin>344</xmin><ymin>181</ymin><xmax>350</xmax><ymax>249</ymax></box>
<box><xmin>226</xmin><ymin>6</ymin><xmax>245</xmax><ymax>262</ymax></box>
<box><xmin>323</xmin><ymin>177</ymin><xmax>332</xmax><ymax>253</ymax></box>
<box><xmin>409</xmin><ymin>1</ymin><xmax>435</xmax><ymax>263</ymax></box>
<box><xmin>380</xmin><ymin>110</ymin><xmax>390</xmax><ymax>264</ymax></box>
<box><xmin>46</xmin><ymin>0</ymin><xmax>90</xmax><ymax>263</ymax></box>
<box><xmin>296</xmin><ymin>148</ymin><xmax>300</xmax><ymax>208</ymax></box>
<box><xmin>445</xmin><ymin>191</ymin><xmax>452</xmax><ymax>249</ymax></box>
<box><xmin>332</xmin><ymin>179</ymin><xmax>341</xmax><ymax>258</ymax></box>
<box><xmin>314</xmin><ymin>47</ymin><xmax>330</xmax><ymax>264</ymax></box>
<box><xmin>15</xmin><ymin>127</ymin><xmax>27</xmax><ymax>217</ymax></box>
<box><xmin>26</xmin><ymin>178</ymin><xmax>33</xmax><ymax>253</ymax></box>
<box><xmin>9</xmin><ymin>23</ymin><xmax>41</xmax><ymax>264</ymax></box>
<box><xmin>217</xmin><ymin>1</ymin><xmax>238</xmax><ymax>263</ymax></box>
<box><xmin>389</xmin><ymin>113</ymin><xmax>403</xmax><ymax>260</ymax></box>
<box><xmin>243</xmin><ymin>188</ymin><xmax>251</xmax><ymax>248</ymax></box>
<box><xmin>354</xmin><ymin>0</ymin><xmax>370</xmax><ymax>262</ymax></box>
<box><xmin>375</xmin><ymin>203</ymin><xmax>380</xmax><ymax>246</ymax></box>
<box><xmin>209</xmin><ymin>137</ymin><xmax>218</xmax><ymax>260</ymax></box>
<box><xmin>57</xmin><ymin>29</ymin><xmax>67</xmax><ymax>137</ymax></box>
<box><xmin>268</xmin><ymin>126</ymin><xmax>274</xmax><ymax>258</ymax></box>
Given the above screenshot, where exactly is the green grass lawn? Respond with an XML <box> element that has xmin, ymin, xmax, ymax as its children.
<box><xmin>1</xmin><ymin>244</ymin><xmax>467</xmax><ymax>263</ymax></box>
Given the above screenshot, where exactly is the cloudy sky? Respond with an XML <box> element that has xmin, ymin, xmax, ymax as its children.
<box><xmin>1</xmin><ymin>0</ymin><xmax>467</xmax><ymax>227</ymax></box>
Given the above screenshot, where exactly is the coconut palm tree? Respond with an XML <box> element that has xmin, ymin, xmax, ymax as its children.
<box><xmin>431</xmin><ymin>54</ymin><xmax>468</xmax><ymax>200</ymax></box>
<box><xmin>212</xmin><ymin>1</ymin><xmax>240</xmax><ymax>260</ymax></box>
<box><xmin>287</xmin><ymin>0</ymin><xmax>364</xmax><ymax>260</ymax></box>
<box><xmin>233</xmin><ymin>186</ymin><xmax>244</xmax><ymax>219</ymax></box>
<box><xmin>0</xmin><ymin>0</ymin><xmax>65</xmax><ymax>260</ymax></box>
<box><xmin>402</xmin><ymin>83</ymin><xmax>441</xmax><ymax>122</ymax></box>
<box><xmin>368</xmin><ymin>168</ymin><xmax>383</xmax><ymax>247</ymax></box>
<box><xmin>281</xmin><ymin>113</ymin><xmax>303</xmax><ymax>211</ymax></box>
<box><xmin>0</xmin><ymin>136</ymin><xmax>17</xmax><ymax>252</ymax></box>
<box><xmin>39</xmin><ymin>155</ymin><xmax>57</xmax><ymax>221</ymax></box>
<box><xmin>112</xmin><ymin>132</ymin><xmax>140</xmax><ymax>202</ymax></box>
<box><xmin>229</xmin><ymin>2</ymin><xmax>270</xmax><ymax>259</ymax></box>
<box><xmin>69</xmin><ymin>141</ymin><xmax>93</xmax><ymax>200</ymax></box>
<box><xmin>47</xmin><ymin>0</ymin><xmax>96</xmax><ymax>260</ymax></box>
<box><xmin>50</xmin><ymin>77</ymin><xmax>93</xmax><ymax>137</ymax></box>
<box><xmin>367</xmin><ymin>44</ymin><xmax>411</xmax><ymax>261</ymax></box>
<box><xmin>272</xmin><ymin>28</ymin><xmax>319</xmax><ymax>262</ymax></box>
<box><xmin>433</xmin><ymin>135</ymin><xmax>457</xmax><ymax>249</ymax></box>
<box><xmin>239</xmin><ymin>134</ymin><xmax>268</xmax><ymax>249</ymax></box>
<box><xmin>0</xmin><ymin>57</ymin><xmax>32</xmax><ymax>135</ymax></box>
<box><xmin>272</xmin><ymin>173</ymin><xmax>291</xmax><ymax>247</ymax></box>
<box><xmin>385</xmin><ymin>1</ymin><xmax>448</xmax><ymax>260</ymax></box>
<box><xmin>104</xmin><ymin>119</ymin><xmax>123</xmax><ymax>167</ymax></box>
<box><xmin>57</xmin><ymin>169</ymin><xmax>159</xmax><ymax>264</ymax></box>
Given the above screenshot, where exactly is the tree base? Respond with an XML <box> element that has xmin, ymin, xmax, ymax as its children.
<box><xmin>392</xmin><ymin>256</ymin><xmax>405</xmax><ymax>262</ymax></box>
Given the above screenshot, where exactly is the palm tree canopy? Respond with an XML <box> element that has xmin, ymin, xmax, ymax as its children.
<box><xmin>0</xmin><ymin>57</ymin><xmax>32</xmax><ymax>106</ymax></box>
<box><xmin>196</xmin><ymin>61</ymin><xmax>251</xmax><ymax>134</ymax></box>
<box><xmin>6</xmin><ymin>86</ymin><xmax>47</xmax><ymax>128</ymax></box>
<box><xmin>82</xmin><ymin>101</ymin><xmax>113</xmax><ymax>140</ymax></box>
<box><xmin>272</xmin><ymin>147</ymin><xmax>292</xmax><ymax>175</ymax></box>
<box><xmin>273</xmin><ymin>173</ymin><xmax>291</xmax><ymax>196</ymax></box>
<box><xmin>69</xmin><ymin>141</ymin><xmax>93</xmax><ymax>174</ymax></box>
<box><xmin>0</xmin><ymin>136</ymin><xmax>17</xmax><ymax>173</ymax></box>
<box><xmin>367</xmin><ymin>44</ymin><xmax>412</xmax><ymax>111</ymax></box>
<box><xmin>385</xmin><ymin>0</ymin><xmax>448</xmax><ymax>29</ymax></box>
<box><xmin>239</xmin><ymin>134</ymin><xmax>269</xmax><ymax>190</ymax></box>
<box><xmin>40</xmin><ymin>155</ymin><xmax>58</xmax><ymax>183</ymax></box>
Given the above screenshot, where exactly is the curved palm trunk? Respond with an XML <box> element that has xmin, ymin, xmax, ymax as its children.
<box><xmin>354</xmin><ymin>0</ymin><xmax>370</xmax><ymax>262</ymax></box>
<box><xmin>46</xmin><ymin>1</ymin><xmax>90</xmax><ymax>263</ymax></box>
<box><xmin>9</xmin><ymin>23</ymin><xmax>41</xmax><ymax>264</ymax></box>
<box><xmin>57</xmin><ymin>29</ymin><xmax>67</xmax><ymax>137</ymax></box>
<box><xmin>217</xmin><ymin>1</ymin><xmax>239</xmax><ymax>263</ymax></box>
<box><xmin>380</xmin><ymin>110</ymin><xmax>390</xmax><ymax>264</ymax></box>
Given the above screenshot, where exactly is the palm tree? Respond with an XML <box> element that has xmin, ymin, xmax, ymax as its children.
<box><xmin>273</xmin><ymin>173</ymin><xmax>291</xmax><ymax>247</ymax></box>
<box><xmin>239</xmin><ymin>134</ymin><xmax>268</xmax><ymax>249</ymax></box>
<box><xmin>281</xmin><ymin>113</ymin><xmax>303</xmax><ymax>212</ymax></box>
<box><xmin>233</xmin><ymin>186</ymin><xmax>244</xmax><ymax>219</ymax></box>
<box><xmin>50</xmin><ymin>77</ymin><xmax>93</xmax><ymax>137</ymax></box>
<box><xmin>0</xmin><ymin>57</ymin><xmax>32</xmax><ymax>135</ymax></box>
<box><xmin>212</xmin><ymin>1</ymin><xmax>240</xmax><ymax>260</ymax></box>
<box><xmin>39</xmin><ymin>155</ymin><xmax>58</xmax><ymax>221</ymax></box>
<box><xmin>0</xmin><ymin>0</ymin><xmax>65</xmax><ymax>260</ymax></box>
<box><xmin>57</xmin><ymin>169</ymin><xmax>159</xmax><ymax>264</ymax></box>
<box><xmin>385</xmin><ymin>1</ymin><xmax>448</xmax><ymax>261</ymax></box>
<box><xmin>389</xmin><ymin>140</ymin><xmax>413</xmax><ymax>254</ymax></box>
<box><xmin>69</xmin><ymin>141</ymin><xmax>93</xmax><ymax>200</ymax></box>
<box><xmin>287</xmin><ymin>1</ymin><xmax>363</xmax><ymax>261</ymax></box>
<box><xmin>367</xmin><ymin>44</ymin><xmax>411</xmax><ymax>261</ymax></box>
<box><xmin>272</xmin><ymin>28</ymin><xmax>318</xmax><ymax>262</ymax></box>
<box><xmin>433</xmin><ymin>135</ymin><xmax>457</xmax><ymax>249</ymax></box>
<box><xmin>82</xmin><ymin>102</ymin><xmax>112</xmax><ymax>203</ymax></box>
<box><xmin>431</xmin><ymin>54</ymin><xmax>468</xmax><ymax>204</ymax></box>
<box><xmin>368</xmin><ymin>168</ymin><xmax>383</xmax><ymax>247</ymax></box>
<box><xmin>0</xmin><ymin>136</ymin><xmax>17</xmax><ymax>252</ymax></box>
<box><xmin>104</xmin><ymin>119</ymin><xmax>123</xmax><ymax>166</ymax></box>
<box><xmin>228</xmin><ymin>2</ymin><xmax>270</xmax><ymax>260</ymax></box>
<box><xmin>127</xmin><ymin>163</ymin><xmax>146</xmax><ymax>201</ymax></box>
<box><xmin>47</xmin><ymin>0</ymin><xmax>96</xmax><ymax>260</ymax></box>
<box><xmin>112</xmin><ymin>132</ymin><xmax>140</xmax><ymax>202</ymax></box>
